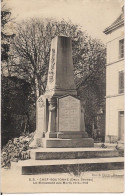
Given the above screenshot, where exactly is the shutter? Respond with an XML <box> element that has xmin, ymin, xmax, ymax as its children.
<box><xmin>119</xmin><ymin>71</ymin><xmax>124</xmax><ymax>93</ymax></box>
<box><xmin>119</xmin><ymin>39</ymin><xmax>124</xmax><ymax>59</ymax></box>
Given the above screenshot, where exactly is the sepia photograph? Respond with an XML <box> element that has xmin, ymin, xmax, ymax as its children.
<box><xmin>1</xmin><ymin>0</ymin><xmax>124</xmax><ymax>193</ymax></box>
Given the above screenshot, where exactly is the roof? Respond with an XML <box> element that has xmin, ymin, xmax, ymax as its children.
<box><xmin>104</xmin><ymin>7</ymin><xmax>124</xmax><ymax>34</ymax></box>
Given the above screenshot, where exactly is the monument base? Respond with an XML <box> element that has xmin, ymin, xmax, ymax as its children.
<box><xmin>45</xmin><ymin>131</ymin><xmax>88</xmax><ymax>139</ymax></box>
<box><xmin>57</xmin><ymin>131</ymin><xmax>88</xmax><ymax>139</ymax></box>
<box><xmin>42</xmin><ymin>138</ymin><xmax>94</xmax><ymax>148</ymax></box>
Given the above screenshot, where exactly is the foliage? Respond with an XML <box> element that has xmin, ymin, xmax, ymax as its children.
<box><xmin>12</xmin><ymin>18</ymin><xmax>106</xmax><ymax>99</ymax></box>
<box><xmin>74</xmin><ymin>35</ymin><xmax>106</xmax><ymax>133</ymax></box>
<box><xmin>1</xmin><ymin>76</ymin><xmax>35</xmax><ymax>146</ymax></box>
<box><xmin>1</xmin><ymin>1</ymin><xmax>37</xmax><ymax>147</ymax></box>
<box><xmin>1</xmin><ymin>0</ymin><xmax>15</xmax><ymax>75</ymax></box>
<box><xmin>1</xmin><ymin>17</ymin><xmax>106</xmax><ymax>142</ymax></box>
<box><xmin>1</xmin><ymin>1</ymin><xmax>36</xmax><ymax>147</ymax></box>
<box><xmin>11</xmin><ymin>18</ymin><xmax>106</xmax><ymax>134</ymax></box>
<box><xmin>1</xmin><ymin>132</ymin><xmax>34</xmax><ymax>168</ymax></box>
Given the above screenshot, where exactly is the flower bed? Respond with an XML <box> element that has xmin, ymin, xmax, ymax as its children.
<box><xmin>1</xmin><ymin>132</ymin><xmax>34</xmax><ymax>168</ymax></box>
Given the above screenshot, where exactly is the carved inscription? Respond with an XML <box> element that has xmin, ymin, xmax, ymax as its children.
<box><xmin>59</xmin><ymin>96</ymin><xmax>80</xmax><ymax>132</ymax></box>
<box><xmin>36</xmin><ymin>97</ymin><xmax>45</xmax><ymax>135</ymax></box>
<box><xmin>49</xmin><ymin>48</ymin><xmax>55</xmax><ymax>83</ymax></box>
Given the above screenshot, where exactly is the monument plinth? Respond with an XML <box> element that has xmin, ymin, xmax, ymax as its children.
<box><xmin>30</xmin><ymin>36</ymin><xmax>94</xmax><ymax>148</ymax></box>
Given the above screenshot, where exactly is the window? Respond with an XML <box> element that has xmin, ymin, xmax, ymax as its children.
<box><xmin>119</xmin><ymin>71</ymin><xmax>124</xmax><ymax>94</ymax></box>
<box><xmin>118</xmin><ymin>111</ymin><xmax>124</xmax><ymax>140</ymax></box>
<box><xmin>119</xmin><ymin>39</ymin><xmax>124</xmax><ymax>59</ymax></box>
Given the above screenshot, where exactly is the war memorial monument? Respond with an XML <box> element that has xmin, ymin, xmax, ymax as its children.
<box><xmin>13</xmin><ymin>36</ymin><xmax>123</xmax><ymax>175</ymax></box>
<box><xmin>31</xmin><ymin>35</ymin><xmax>94</xmax><ymax>148</ymax></box>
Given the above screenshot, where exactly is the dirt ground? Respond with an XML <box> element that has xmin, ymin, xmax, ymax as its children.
<box><xmin>1</xmin><ymin>167</ymin><xmax>124</xmax><ymax>193</ymax></box>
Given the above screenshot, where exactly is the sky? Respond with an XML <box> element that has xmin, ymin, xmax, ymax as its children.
<box><xmin>5</xmin><ymin>0</ymin><xmax>123</xmax><ymax>43</ymax></box>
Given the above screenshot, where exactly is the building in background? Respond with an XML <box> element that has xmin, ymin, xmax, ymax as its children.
<box><xmin>104</xmin><ymin>6</ymin><xmax>124</xmax><ymax>143</ymax></box>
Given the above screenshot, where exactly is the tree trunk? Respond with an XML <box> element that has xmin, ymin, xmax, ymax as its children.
<box><xmin>36</xmin><ymin>74</ymin><xmax>45</xmax><ymax>98</ymax></box>
<box><xmin>35</xmin><ymin>76</ymin><xmax>40</xmax><ymax>99</ymax></box>
<box><xmin>38</xmin><ymin>78</ymin><xmax>44</xmax><ymax>96</ymax></box>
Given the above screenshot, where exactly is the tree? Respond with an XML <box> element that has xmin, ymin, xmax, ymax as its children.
<box><xmin>12</xmin><ymin>18</ymin><xmax>105</xmax><ymax>100</ymax></box>
<box><xmin>11</xmin><ymin>18</ymin><xmax>106</xmax><ymax>137</ymax></box>
<box><xmin>1</xmin><ymin>1</ymin><xmax>36</xmax><ymax>146</ymax></box>
<box><xmin>1</xmin><ymin>76</ymin><xmax>34</xmax><ymax>146</ymax></box>
<box><xmin>1</xmin><ymin>0</ymin><xmax>15</xmax><ymax>76</ymax></box>
<box><xmin>75</xmin><ymin>37</ymin><xmax>106</xmax><ymax>132</ymax></box>
<box><xmin>12</xmin><ymin>18</ymin><xmax>81</xmax><ymax>98</ymax></box>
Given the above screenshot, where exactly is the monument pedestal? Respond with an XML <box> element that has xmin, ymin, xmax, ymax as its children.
<box><xmin>42</xmin><ymin>138</ymin><xmax>94</xmax><ymax>148</ymax></box>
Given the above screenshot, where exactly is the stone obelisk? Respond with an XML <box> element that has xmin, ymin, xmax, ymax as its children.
<box><xmin>45</xmin><ymin>36</ymin><xmax>77</xmax><ymax>96</ymax></box>
<box><xmin>30</xmin><ymin>36</ymin><xmax>94</xmax><ymax>148</ymax></box>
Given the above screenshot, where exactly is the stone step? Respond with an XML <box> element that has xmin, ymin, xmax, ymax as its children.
<box><xmin>30</xmin><ymin>148</ymin><xmax>119</xmax><ymax>160</ymax></box>
<box><xmin>12</xmin><ymin>157</ymin><xmax>124</xmax><ymax>175</ymax></box>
